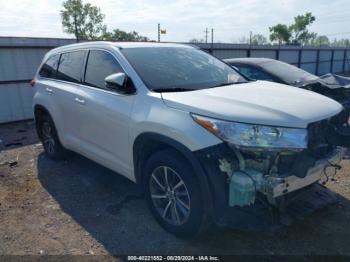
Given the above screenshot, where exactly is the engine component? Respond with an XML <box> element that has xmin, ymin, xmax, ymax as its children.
<box><xmin>229</xmin><ymin>169</ymin><xmax>263</xmax><ymax>207</ymax></box>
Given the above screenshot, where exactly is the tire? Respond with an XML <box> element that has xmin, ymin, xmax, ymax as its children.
<box><xmin>144</xmin><ymin>148</ymin><xmax>207</xmax><ymax>238</ymax></box>
<box><xmin>39</xmin><ymin>114</ymin><xmax>67</xmax><ymax>160</ymax></box>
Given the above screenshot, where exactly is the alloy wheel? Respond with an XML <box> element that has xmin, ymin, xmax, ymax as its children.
<box><xmin>149</xmin><ymin>166</ymin><xmax>191</xmax><ymax>226</ymax></box>
<box><xmin>41</xmin><ymin>122</ymin><xmax>56</xmax><ymax>155</ymax></box>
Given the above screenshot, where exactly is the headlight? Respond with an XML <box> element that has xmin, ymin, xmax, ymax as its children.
<box><xmin>192</xmin><ymin>114</ymin><xmax>308</xmax><ymax>150</ymax></box>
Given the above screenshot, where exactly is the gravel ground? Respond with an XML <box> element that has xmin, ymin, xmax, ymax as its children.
<box><xmin>0</xmin><ymin>120</ymin><xmax>350</xmax><ymax>258</ymax></box>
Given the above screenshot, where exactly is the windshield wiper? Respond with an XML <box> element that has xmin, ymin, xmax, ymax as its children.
<box><xmin>211</xmin><ymin>81</ymin><xmax>245</xmax><ymax>88</ymax></box>
<box><xmin>215</xmin><ymin>82</ymin><xmax>234</xmax><ymax>87</ymax></box>
<box><xmin>151</xmin><ymin>87</ymin><xmax>195</xmax><ymax>92</ymax></box>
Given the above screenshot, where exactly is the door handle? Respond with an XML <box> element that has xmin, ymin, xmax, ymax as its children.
<box><xmin>45</xmin><ymin>87</ymin><xmax>53</xmax><ymax>93</ymax></box>
<box><xmin>75</xmin><ymin>97</ymin><xmax>85</xmax><ymax>105</ymax></box>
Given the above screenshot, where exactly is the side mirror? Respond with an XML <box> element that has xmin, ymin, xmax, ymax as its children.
<box><xmin>104</xmin><ymin>73</ymin><xmax>136</xmax><ymax>94</ymax></box>
<box><xmin>105</xmin><ymin>73</ymin><xmax>127</xmax><ymax>89</ymax></box>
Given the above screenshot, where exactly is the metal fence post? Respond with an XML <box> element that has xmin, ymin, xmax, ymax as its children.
<box><xmin>298</xmin><ymin>48</ymin><xmax>302</xmax><ymax>68</ymax></box>
<box><xmin>330</xmin><ymin>49</ymin><xmax>334</xmax><ymax>73</ymax></box>
<box><xmin>247</xmin><ymin>48</ymin><xmax>251</xmax><ymax>57</ymax></box>
<box><xmin>315</xmin><ymin>49</ymin><xmax>320</xmax><ymax>75</ymax></box>
<box><xmin>342</xmin><ymin>48</ymin><xmax>347</xmax><ymax>73</ymax></box>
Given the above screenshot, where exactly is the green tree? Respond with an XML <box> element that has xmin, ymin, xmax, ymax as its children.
<box><xmin>269</xmin><ymin>24</ymin><xmax>291</xmax><ymax>44</ymax></box>
<box><xmin>332</xmin><ymin>38</ymin><xmax>350</xmax><ymax>47</ymax></box>
<box><xmin>61</xmin><ymin>0</ymin><xmax>106</xmax><ymax>41</ymax></box>
<box><xmin>290</xmin><ymin>12</ymin><xmax>316</xmax><ymax>44</ymax></box>
<box><xmin>310</xmin><ymin>35</ymin><xmax>330</xmax><ymax>46</ymax></box>
<box><xmin>101</xmin><ymin>29</ymin><xmax>149</xmax><ymax>41</ymax></box>
<box><xmin>251</xmin><ymin>34</ymin><xmax>268</xmax><ymax>45</ymax></box>
<box><xmin>269</xmin><ymin>12</ymin><xmax>316</xmax><ymax>45</ymax></box>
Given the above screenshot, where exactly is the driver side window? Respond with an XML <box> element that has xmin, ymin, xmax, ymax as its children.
<box><xmin>84</xmin><ymin>50</ymin><xmax>124</xmax><ymax>90</ymax></box>
<box><xmin>234</xmin><ymin>64</ymin><xmax>274</xmax><ymax>82</ymax></box>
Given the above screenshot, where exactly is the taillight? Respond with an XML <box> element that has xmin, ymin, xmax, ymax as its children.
<box><xmin>30</xmin><ymin>79</ymin><xmax>36</xmax><ymax>87</ymax></box>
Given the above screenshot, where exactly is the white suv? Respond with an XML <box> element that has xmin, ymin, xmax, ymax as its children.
<box><xmin>32</xmin><ymin>42</ymin><xmax>349</xmax><ymax>237</ymax></box>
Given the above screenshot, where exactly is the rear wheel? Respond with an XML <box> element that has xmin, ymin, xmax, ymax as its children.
<box><xmin>144</xmin><ymin>149</ymin><xmax>207</xmax><ymax>238</ymax></box>
<box><xmin>39</xmin><ymin>114</ymin><xmax>67</xmax><ymax>160</ymax></box>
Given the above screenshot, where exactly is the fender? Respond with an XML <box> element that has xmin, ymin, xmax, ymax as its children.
<box><xmin>133</xmin><ymin>132</ymin><xmax>214</xmax><ymax>215</ymax></box>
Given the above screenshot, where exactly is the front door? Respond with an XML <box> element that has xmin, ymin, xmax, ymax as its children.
<box><xmin>75</xmin><ymin>50</ymin><xmax>135</xmax><ymax>179</ymax></box>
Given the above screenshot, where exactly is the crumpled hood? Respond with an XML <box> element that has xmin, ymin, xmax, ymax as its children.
<box><xmin>161</xmin><ymin>81</ymin><xmax>343</xmax><ymax>128</ymax></box>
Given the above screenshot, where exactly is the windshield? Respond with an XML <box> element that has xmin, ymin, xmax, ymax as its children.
<box><xmin>121</xmin><ymin>47</ymin><xmax>247</xmax><ymax>92</ymax></box>
<box><xmin>259</xmin><ymin>60</ymin><xmax>319</xmax><ymax>85</ymax></box>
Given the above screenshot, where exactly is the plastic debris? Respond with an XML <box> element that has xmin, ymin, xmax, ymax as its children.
<box><xmin>218</xmin><ymin>158</ymin><xmax>233</xmax><ymax>176</ymax></box>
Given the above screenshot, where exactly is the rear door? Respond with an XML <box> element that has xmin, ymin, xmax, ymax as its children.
<box><xmin>75</xmin><ymin>49</ymin><xmax>135</xmax><ymax>178</ymax></box>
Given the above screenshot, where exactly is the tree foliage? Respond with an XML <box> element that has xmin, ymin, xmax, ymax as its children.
<box><xmin>251</xmin><ymin>34</ymin><xmax>268</xmax><ymax>45</ymax></box>
<box><xmin>61</xmin><ymin>0</ymin><xmax>149</xmax><ymax>42</ymax></box>
<box><xmin>332</xmin><ymin>38</ymin><xmax>350</xmax><ymax>47</ymax></box>
<box><xmin>269</xmin><ymin>24</ymin><xmax>291</xmax><ymax>44</ymax></box>
<box><xmin>61</xmin><ymin>0</ymin><xmax>106</xmax><ymax>41</ymax></box>
<box><xmin>309</xmin><ymin>35</ymin><xmax>330</xmax><ymax>46</ymax></box>
<box><xmin>290</xmin><ymin>12</ymin><xmax>316</xmax><ymax>44</ymax></box>
<box><xmin>269</xmin><ymin>13</ymin><xmax>316</xmax><ymax>45</ymax></box>
<box><xmin>101</xmin><ymin>29</ymin><xmax>149</xmax><ymax>41</ymax></box>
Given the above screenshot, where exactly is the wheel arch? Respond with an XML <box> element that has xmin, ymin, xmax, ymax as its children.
<box><xmin>34</xmin><ymin>104</ymin><xmax>53</xmax><ymax>139</ymax></box>
<box><xmin>132</xmin><ymin>132</ymin><xmax>214</xmax><ymax>212</ymax></box>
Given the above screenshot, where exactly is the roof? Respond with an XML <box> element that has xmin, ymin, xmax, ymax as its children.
<box><xmin>47</xmin><ymin>41</ymin><xmax>192</xmax><ymax>55</ymax></box>
<box><xmin>224</xmin><ymin>57</ymin><xmax>275</xmax><ymax>65</ymax></box>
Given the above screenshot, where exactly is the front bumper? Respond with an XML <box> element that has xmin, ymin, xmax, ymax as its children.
<box><xmin>194</xmin><ymin>143</ymin><xmax>345</xmax><ymax>230</ymax></box>
<box><xmin>268</xmin><ymin>147</ymin><xmax>344</xmax><ymax>198</ymax></box>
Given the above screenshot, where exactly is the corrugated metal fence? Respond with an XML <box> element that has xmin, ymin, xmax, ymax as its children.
<box><xmin>1</xmin><ymin>37</ymin><xmax>350</xmax><ymax>123</ymax></box>
<box><xmin>195</xmin><ymin>43</ymin><xmax>350</xmax><ymax>75</ymax></box>
<box><xmin>0</xmin><ymin>37</ymin><xmax>75</xmax><ymax>123</ymax></box>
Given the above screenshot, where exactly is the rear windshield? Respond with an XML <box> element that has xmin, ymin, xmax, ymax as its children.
<box><xmin>259</xmin><ymin>60</ymin><xmax>319</xmax><ymax>85</ymax></box>
<box><xmin>121</xmin><ymin>47</ymin><xmax>247</xmax><ymax>91</ymax></box>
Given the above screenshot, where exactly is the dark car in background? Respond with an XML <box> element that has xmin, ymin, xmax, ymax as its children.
<box><xmin>224</xmin><ymin>58</ymin><xmax>350</xmax><ymax>111</ymax></box>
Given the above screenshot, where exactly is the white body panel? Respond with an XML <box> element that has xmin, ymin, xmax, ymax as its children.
<box><xmin>33</xmin><ymin>79</ymin><xmax>81</xmax><ymax>146</ymax></box>
<box><xmin>74</xmin><ymin>85</ymin><xmax>135</xmax><ymax>179</ymax></box>
<box><xmin>162</xmin><ymin>81</ymin><xmax>343</xmax><ymax>128</ymax></box>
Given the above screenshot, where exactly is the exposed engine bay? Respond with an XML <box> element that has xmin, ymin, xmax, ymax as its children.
<box><xmin>216</xmin><ymin>109</ymin><xmax>350</xmax><ymax>208</ymax></box>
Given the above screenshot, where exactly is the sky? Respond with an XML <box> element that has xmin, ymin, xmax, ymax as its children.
<box><xmin>0</xmin><ymin>0</ymin><xmax>350</xmax><ymax>42</ymax></box>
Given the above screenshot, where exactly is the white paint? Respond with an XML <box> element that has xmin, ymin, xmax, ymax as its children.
<box><xmin>162</xmin><ymin>80</ymin><xmax>343</xmax><ymax>128</ymax></box>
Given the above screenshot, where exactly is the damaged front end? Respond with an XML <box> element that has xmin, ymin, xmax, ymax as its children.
<box><xmin>193</xmin><ymin>111</ymin><xmax>350</xmax><ymax>229</ymax></box>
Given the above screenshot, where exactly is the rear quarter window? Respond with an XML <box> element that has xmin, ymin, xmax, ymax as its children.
<box><xmin>39</xmin><ymin>54</ymin><xmax>60</xmax><ymax>79</ymax></box>
<box><xmin>56</xmin><ymin>50</ymin><xmax>86</xmax><ymax>84</ymax></box>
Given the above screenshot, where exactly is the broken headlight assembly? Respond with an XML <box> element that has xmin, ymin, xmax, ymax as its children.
<box><xmin>192</xmin><ymin>114</ymin><xmax>308</xmax><ymax>150</ymax></box>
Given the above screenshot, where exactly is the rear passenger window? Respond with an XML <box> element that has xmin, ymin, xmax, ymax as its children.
<box><xmin>39</xmin><ymin>54</ymin><xmax>60</xmax><ymax>79</ymax></box>
<box><xmin>56</xmin><ymin>51</ymin><xmax>86</xmax><ymax>83</ymax></box>
<box><xmin>84</xmin><ymin>50</ymin><xmax>124</xmax><ymax>90</ymax></box>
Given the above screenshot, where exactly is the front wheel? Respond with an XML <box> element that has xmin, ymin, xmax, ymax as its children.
<box><xmin>144</xmin><ymin>149</ymin><xmax>208</xmax><ymax>238</ymax></box>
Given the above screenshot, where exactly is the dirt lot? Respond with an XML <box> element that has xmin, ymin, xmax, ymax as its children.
<box><xmin>0</xmin><ymin>120</ymin><xmax>350</xmax><ymax>257</ymax></box>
